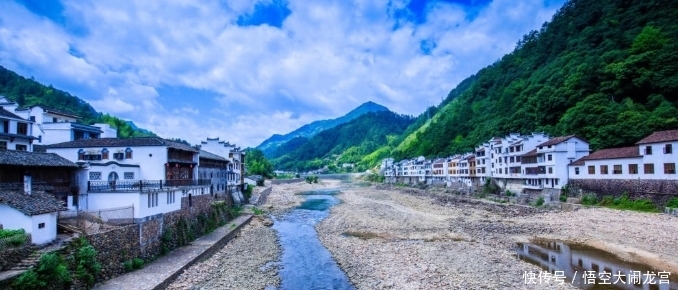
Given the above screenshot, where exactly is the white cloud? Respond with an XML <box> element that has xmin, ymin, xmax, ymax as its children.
<box><xmin>0</xmin><ymin>0</ymin><xmax>564</xmax><ymax>147</ymax></box>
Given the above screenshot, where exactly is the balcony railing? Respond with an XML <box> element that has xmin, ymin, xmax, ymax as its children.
<box><xmin>0</xmin><ymin>181</ymin><xmax>76</xmax><ymax>194</ymax></box>
<box><xmin>87</xmin><ymin>179</ymin><xmax>211</xmax><ymax>192</ymax></box>
<box><xmin>523</xmin><ymin>184</ymin><xmax>543</xmax><ymax>189</ymax></box>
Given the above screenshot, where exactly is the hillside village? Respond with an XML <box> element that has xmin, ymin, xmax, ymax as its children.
<box><xmin>0</xmin><ymin>96</ymin><xmax>250</xmax><ymax>276</ymax></box>
<box><xmin>380</xmin><ymin>129</ymin><xmax>678</xmax><ymax>206</ymax></box>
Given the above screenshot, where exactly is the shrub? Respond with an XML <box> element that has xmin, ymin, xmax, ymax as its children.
<box><xmin>504</xmin><ymin>189</ymin><xmax>513</xmax><ymax>197</ymax></box>
<box><xmin>0</xmin><ymin>228</ymin><xmax>25</xmax><ymax>239</ymax></box>
<box><xmin>123</xmin><ymin>260</ymin><xmax>134</xmax><ymax>272</ymax></box>
<box><xmin>73</xmin><ymin>238</ymin><xmax>101</xmax><ymax>288</ymax></box>
<box><xmin>132</xmin><ymin>258</ymin><xmax>145</xmax><ymax>270</ymax></box>
<box><xmin>559</xmin><ymin>194</ymin><xmax>567</xmax><ymax>202</ymax></box>
<box><xmin>598</xmin><ymin>195</ymin><xmax>615</xmax><ymax>206</ymax></box>
<box><xmin>581</xmin><ymin>194</ymin><xmax>598</xmax><ymax>205</ymax></box>
<box><xmin>534</xmin><ymin>196</ymin><xmax>545</xmax><ymax>207</ymax></box>
<box><xmin>666</xmin><ymin>197</ymin><xmax>678</xmax><ymax>208</ymax></box>
<box><xmin>13</xmin><ymin>270</ymin><xmax>41</xmax><ymax>290</ymax></box>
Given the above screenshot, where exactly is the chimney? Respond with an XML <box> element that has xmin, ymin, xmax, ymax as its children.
<box><xmin>24</xmin><ymin>172</ymin><xmax>32</xmax><ymax>195</ymax></box>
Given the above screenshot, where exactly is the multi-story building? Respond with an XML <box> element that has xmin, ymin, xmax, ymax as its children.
<box><xmin>0</xmin><ymin>100</ymin><xmax>36</xmax><ymax>151</ymax></box>
<box><xmin>431</xmin><ymin>158</ymin><xmax>447</xmax><ymax>183</ymax></box>
<box><xmin>200</xmin><ymin>138</ymin><xmax>247</xmax><ymax>202</ymax></box>
<box><xmin>490</xmin><ymin>133</ymin><xmax>549</xmax><ymax>193</ymax></box>
<box><xmin>475</xmin><ymin>143</ymin><xmax>491</xmax><ymax>185</ymax></box>
<box><xmin>46</xmin><ymin>137</ymin><xmax>210</xmax><ymax>221</ymax></box>
<box><xmin>521</xmin><ymin>135</ymin><xmax>590</xmax><ymax>199</ymax></box>
<box><xmin>198</xmin><ymin>150</ymin><xmax>229</xmax><ymax>198</ymax></box>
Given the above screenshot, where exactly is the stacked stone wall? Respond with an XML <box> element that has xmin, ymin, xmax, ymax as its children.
<box><xmin>271</xmin><ymin>178</ymin><xmax>304</xmax><ymax>184</ymax></box>
<box><xmin>85</xmin><ymin>224</ymin><xmax>141</xmax><ymax>281</ymax></box>
<box><xmin>569</xmin><ymin>179</ymin><xmax>678</xmax><ymax>206</ymax></box>
<box><xmin>0</xmin><ymin>244</ymin><xmax>36</xmax><ymax>271</ymax></box>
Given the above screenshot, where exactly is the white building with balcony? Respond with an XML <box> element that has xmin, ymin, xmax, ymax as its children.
<box><xmin>0</xmin><ymin>100</ymin><xmax>36</xmax><ymax>151</ymax></box>
<box><xmin>46</xmin><ymin>137</ymin><xmax>210</xmax><ymax>222</ymax></box>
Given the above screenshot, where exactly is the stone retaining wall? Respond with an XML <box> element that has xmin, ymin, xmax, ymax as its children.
<box><xmin>0</xmin><ymin>244</ymin><xmax>36</xmax><ymax>272</ymax></box>
<box><xmin>84</xmin><ymin>194</ymin><xmax>235</xmax><ymax>282</ymax></box>
<box><xmin>569</xmin><ymin>179</ymin><xmax>678</xmax><ymax>206</ymax></box>
<box><xmin>254</xmin><ymin>186</ymin><xmax>273</xmax><ymax>205</ymax></box>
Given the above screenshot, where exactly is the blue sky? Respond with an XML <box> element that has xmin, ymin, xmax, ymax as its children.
<box><xmin>0</xmin><ymin>0</ymin><xmax>564</xmax><ymax>147</ymax></box>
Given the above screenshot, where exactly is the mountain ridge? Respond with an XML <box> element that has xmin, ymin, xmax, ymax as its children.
<box><xmin>257</xmin><ymin>101</ymin><xmax>390</xmax><ymax>156</ymax></box>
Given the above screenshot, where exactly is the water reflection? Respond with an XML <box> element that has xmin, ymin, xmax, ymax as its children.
<box><xmin>516</xmin><ymin>240</ymin><xmax>676</xmax><ymax>290</ymax></box>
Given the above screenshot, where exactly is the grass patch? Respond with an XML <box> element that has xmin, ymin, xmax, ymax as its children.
<box><xmin>581</xmin><ymin>194</ymin><xmax>598</xmax><ymax>206</ymax></box>
<box><xmin>666</xmin><ymin>197</ymin><xmax>678</xmax><ymax>208</ymax></box>
<box><xmin>599</xmin><ymin>194</ymin><xmax>659</xmax><ymax>212</ymax></box>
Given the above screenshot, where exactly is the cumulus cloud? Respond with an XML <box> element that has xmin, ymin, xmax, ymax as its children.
<box><xmin>0</xmin><ymin>0</ymin><xmax>564</xmax><ymax>147</ymax></box>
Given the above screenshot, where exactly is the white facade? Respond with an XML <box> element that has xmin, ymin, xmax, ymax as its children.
<box><xmin>12</xmin><ymin>105</ymin><xmax>117</xmax><ymax>145</ymax></box>
<box><xmin>0</xmin><ymin>204</ymin><xmax>58</xmax><ymax>245</ymax></box>
<box><xmin>523</xmin><ymin>136</ymin><xmax>590</xmax><ymax>190</ymax></box>
<box><xmin>0</xmin><ymin>99</ymin><xmax>35</xmax><ymax>151</ymax></box>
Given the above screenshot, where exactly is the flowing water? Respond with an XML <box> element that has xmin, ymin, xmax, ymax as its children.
<box><xmin>270</xmin><ymin>189</ymin><xmax>354</xmax><ymax>290</ymax></box>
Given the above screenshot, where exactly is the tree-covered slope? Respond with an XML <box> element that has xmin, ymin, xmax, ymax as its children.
<box><xmin>272</xmin><ymin>111</ymin><xmax>414</xmax><ymax>171</ymax></box>
<box><xmin>257</xmin><ymin>101</ymin><xmax>389</xmax><ymax>156</ymax></box>
<box><xmin>0</xmin><ymin>65</ymin><xmax>156</xmax><ymax>138</ymax></box>
<box><xmin>393</xmin><ymin>0</ymin><xmax>678</xmax><ymax>159</ymax></box>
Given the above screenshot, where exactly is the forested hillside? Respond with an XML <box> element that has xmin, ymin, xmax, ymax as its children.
<box><xmin>272</xmin><ymin>111</ymin><xmax>414</xmax><ymax>171</ymax></box>
<box><xmin>392</xmin><ymin>0</ymin><xmax>678</xmax><ymax>159</ymax></box>
<box><xmin>257</xmin><ymin>101</ymin><xmax>388</xmax><ymax>156</ymax></box>
<box><xmin>0</xmin><ymin>65</ymin><xmax>155</xmax><ymax>138</ymax></box>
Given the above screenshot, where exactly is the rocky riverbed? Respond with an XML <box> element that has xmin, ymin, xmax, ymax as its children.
<box><xmin>316</xmin><ymin>184</ymin><xmax>678</xmax><ymax>289</ymax></box>
<box><xmin>166</xmin><ymin>216</ymin><xmax>281</xmax><ymax>290</ymax></box>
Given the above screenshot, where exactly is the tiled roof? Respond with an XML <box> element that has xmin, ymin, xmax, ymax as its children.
<box><xmin>33</xmin><ymin>145</ymin><xmax>47</xmax><ymax>153</ymax></box>
<box><xmin>199</xmin><ymin>150</ymin><xmax>228</xmax><ymax>161</ymax></box>
<box><xmin>0</xmin><ymin>150</ymin><xmax>78</xmax><ymax>167</ymax></box>
<box><xmin>521</xmin><ymin>149</ymin><xmax>539</xmax><ymax>157</ymax></box>
<box><xmin>0</xmin><ymin>191</ymin><xmax>66</xmax><ymax>216</ymax></box>
<box><xmin>636</xmin><ymin>129</ymin><xmax>678</xmax><ymax>144</ymax></box>
<box><xmin>0</xmin><ymin>107</ymin><xmax>23</xmax><ymax>120</ymax></box>
<box><xmin>47</xmin><ymin>137</ymin><xmax>198</xmax><ymax>152</ymax></box>
<box><xmin>568</xmin><ymin>146</ymin><xmax>640</xmax><ymax>166</ymax></box>
<box><xmin>537</xmin><ymin>135</ymin><xmax>587</xmax><ymax>147</ymax></box>
<box><xmin>0</xmin><ymin>132</ymin><xmax>39</xmax><ymax>140</ymax></box>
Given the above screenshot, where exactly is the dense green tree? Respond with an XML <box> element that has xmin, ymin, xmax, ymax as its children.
<box><xmin>245</xmin><ymin>149</ymin><xmax>275</xmax><ymax>178</ymax></box>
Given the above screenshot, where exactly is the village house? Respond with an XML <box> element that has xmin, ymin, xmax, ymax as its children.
<box><xmin>431</xmin><ymin>158</ymin><xmax>447</xmax><ymax>184</ymax></box>
<box><xmin>45</xmin><ymin>137</ymin><xmax>211</xmax><ymax>222</ymax></box>
<box><xmin>490</xmin><ymin>133</ymin><xmax>549</xmax><ymax>193</ymax></box>
<box><xmin>0</xmin><ymin>101</ymin><xmax>36</xmax><ymax>152</ymax></box>
<box><xmin>0</xmin><ymin>190</ymin><xmax>66</xmax><ymax>245</ymax></box>
<box><xmin>567</xmin><ymin>130</ymin><xmax>678</xmax><ymax>198</ymax></box>
<box><xmin>474</xmin><ymin>143</ymin><xmax>491</xmax><ymax>185</ymax></box>
<box><xmin>198</xmin><ymin>149</ymin><xmax>230</xmax><ymax>198</ymax></box>
<box><xmin>0</xmin><ymin>97</ymin><xmax>117</xmax><ymax>146</ymax></box>
<box><xmin>521</xmin><ymin>135</ymin><xmax>590</xmax><ymax>200</ymax></box>
<box><xmin>200</xmin><ymin>138</ymin><xmax>247</xmax><ymax>203</ymax></box>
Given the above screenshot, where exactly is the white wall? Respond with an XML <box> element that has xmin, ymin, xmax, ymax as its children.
<box><xmin>48</xmin><ymin>146</ymin><xmax>167</xmax><ymax>180</ymax></box>
<box><xmin>639</xmin><ymin>141</ymin><xmax>678</xmax><ymax>179</ymax></box>
<box><xmin>139</xmin><ymin>190</ymin><xmax>182</xmax><ymax>218</ymax></box>
<box><xmin>30</xmin><ymin>212</ymin><xmax>57</xmax><ymax>245</ymax></box>
<box><xmin>569</xmin><ymin>157</ymin><xmax>643</xmax><ymax>180</ymax></box>
<box><xmin>88</xmin><ymin>192</ymin><xmax>140</xmax><ymax>217</ymax></box>
<box><xmin>0</xmin><ymin>204</ymin><xmax>56</xmax><ymax>245</ymax></box>
<box><xmin>94</xmin><ymin>123</ymin><xmax>118</xmax><ymax>138</ymax></box>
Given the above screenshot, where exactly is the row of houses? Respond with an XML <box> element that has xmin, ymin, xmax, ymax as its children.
<box><xmin>381</xmin><ymin>129</ymin><xmax>678</xmax><ymax>200</ymax></box>
<box><xmin>0</xmin><ymin>97</ymin><xmax>246</xmax><ymax>244</ymax></box>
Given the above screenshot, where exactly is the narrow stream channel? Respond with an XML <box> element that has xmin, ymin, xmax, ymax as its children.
<box><xmin>270</xmin><ymin>189</ymin><xmax>355</xmax><ymax>290</ymax></box>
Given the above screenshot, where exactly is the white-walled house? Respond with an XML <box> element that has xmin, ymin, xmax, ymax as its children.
<box><xmin>0</xmin><ymin>190</ymin><xmax>66</xmax><ymax>245</ymax></box>
<box><xmin>46</xmin><ymin>137</ymin><xmax>210</xmax><ymax>221</ymax></box>
<box><xmin>198</xmin><ymin>149</ymin><xmax>229</xmax><ymax>197</ymax></box>
<box><xmin>13</xmin><ymin>104</ymin><xmax>117</xmax><ymax>145</ymax></box>
<box><xmin>569</xmin><ymin>130</ymin><xmax>678</xmax><ymax>181</ymax></box>
<box><xmin>520</xmin><ymin>135</ymin><xmax>590</xmax><ymax>199</ymax></box>
<box><xmin>0</xmin><ymin>101</ymin><xmax>36</xmax><ymax>151</ymax></box>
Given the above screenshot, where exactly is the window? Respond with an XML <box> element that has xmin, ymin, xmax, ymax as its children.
<box><xmin>665</xmin><ymin>163</ymin><xmax>676</xmax><ymax>174</ymax></box>
<box><xmin>167</xmin><ymin>192</ymin><xmax>176</xmax><ymax>204</ymax></box>
<box><xmin>89</xmin><ymin>172</ymin><xmax>102</xmax><ymax>180</ymax></box>
<box><xmin>102</xmin><ymin>148</ymin><xmax>109</xmax><ymax>160</ymax></box>
<box><xmin>600</xmin><ymin>165</ymin><xmax>608</xmax><ymax>174</ymax></box>
<box><xmin>17</xmin><ymin>123</ymin><xmax>28</xmax><ymax>135</ymax></box>
<box><xmin>38</xmin><ymin>223</ymin><xmax>45</xmax><ymax>229</ymax></box>
<box><xmin>124</xmin><ymin>172</ymin><xmax>134</xmax><ymax>179</ymax></box>
<box><xmin>547</xmin><ymin>154</ymin><xmax>552</xmax><ymax>161</ymax></box>
<box><xmin>15</xmin><ymin>144</ymin><xmax>27</xmax><ymax>151</ymax></box>
<box><xmin>548</xmin><ymin>167</ymin><xmax>553</xmax><ymax>174</ymax></box>
<box><xmin>588</xmin><ymin>166</ymin><xmax>595</xmax><ymax>174</ymax></box>
<box><xmin>0</xmin><ymin>141</ymin><xmax>6</xmax><ymax>150</ymax></box>
<box><xmin>113</xmin><ymin>152</ymin><xmax>124</xmax><ymax>160</ymax></box>
<box><xmin>645</xmin><ymin>146</ymin><xmax>652</xmax><ymax>155</ymax></box>
<box><xmin>665</xmin><ymin>144</ymin><xmax>673</xmax><ymax>154</ymax></box>
<box><xmin>53</xmin><ymin>117</ymin><xmax>58</xmax><ymax>122</ymax></box>
<box><xmin>628</xmin><ymin>164</ymin><xmax>638</xmax><ymax>174</ymax></box>
<box><xmin>575</xmin><ymin>167</ymin><xmax>580</xmax><ymax>175</ymax></box>
<box><xmin>555</xmin><ymin>179</ymin><xmax>559</xmax><ymax>185</ymax></box>
<box><xmin>29</xmin><ymin>116</ymin><xmax>35</xmax><ymax>121</ymax></box>
<box><xmin>125</xmin><ymin>148</ymin><xmax>133</xmax><ymax>159</ymax></box>
<box><xmin>644</xmin><ymin>163</ymin><xmax>655</xmax><ymax>174</ymax></box>
<box><xmin>510</xmin><ymin>157</ymin><xmax>514</xmax><ymax>163</ymax></box>
<box><xmin>2</xmin><ymin>120</ymin><xmax>7</xmax><ymax>133</ymax></box>
<box><xmin>613</xmin><ymin>165</ymin><xmax>622</xmax><ymax>174</ymax></box>
<box><xmin>148</xmin><ymin>192</ymin><xmax>158</xmax><ymax>208</ymax></box>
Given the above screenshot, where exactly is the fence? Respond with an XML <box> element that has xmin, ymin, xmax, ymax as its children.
<box><xmin>0</xmin><ymin>233</ymin><xmax>31</xmax><ymax>251</ymax></box>
<box><xmin>87</xmin><ymin>179</ymin><xmax>211</xmax><ymax>192</ymax></box>
<box><xmin>58</xmin><ymin>205</ymin><xmax>135</xmax><ymax>234</ymax></box>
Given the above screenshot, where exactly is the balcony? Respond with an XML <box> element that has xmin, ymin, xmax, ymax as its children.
<box><xmin>87</xmin><ymin>179</ymin><xmax>211</xmax><ymax>192</ymax></box>
<box><xmin>0</xmin><ymin>180</ymin><xmax>75</xmax><ymax>194</ymax></box>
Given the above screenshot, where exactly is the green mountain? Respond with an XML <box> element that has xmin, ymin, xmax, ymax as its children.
<box><xmin>272</xmin><ymin>111</ymin><xmax>415</xmax><ymax>172</ymax></box>
<box><xmin>257</xmin><ymin>101</ymin><xmax>389</xmax><ymax>157</ymax></box>
<box><xmin>391</xmin><ymin>0</ymin><xmax>678</xmax><ymax>159</ymax></box>
<box><xmin>0</xmin><ymin>65</ymin><xmax>156</xmax><ymax>138</ymax></box>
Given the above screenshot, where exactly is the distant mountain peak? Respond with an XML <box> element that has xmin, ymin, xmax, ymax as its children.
<box><xmin>256</xmin><ymin>101</ymin><xmax>391</xmax><ymax>156</ymax></box>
